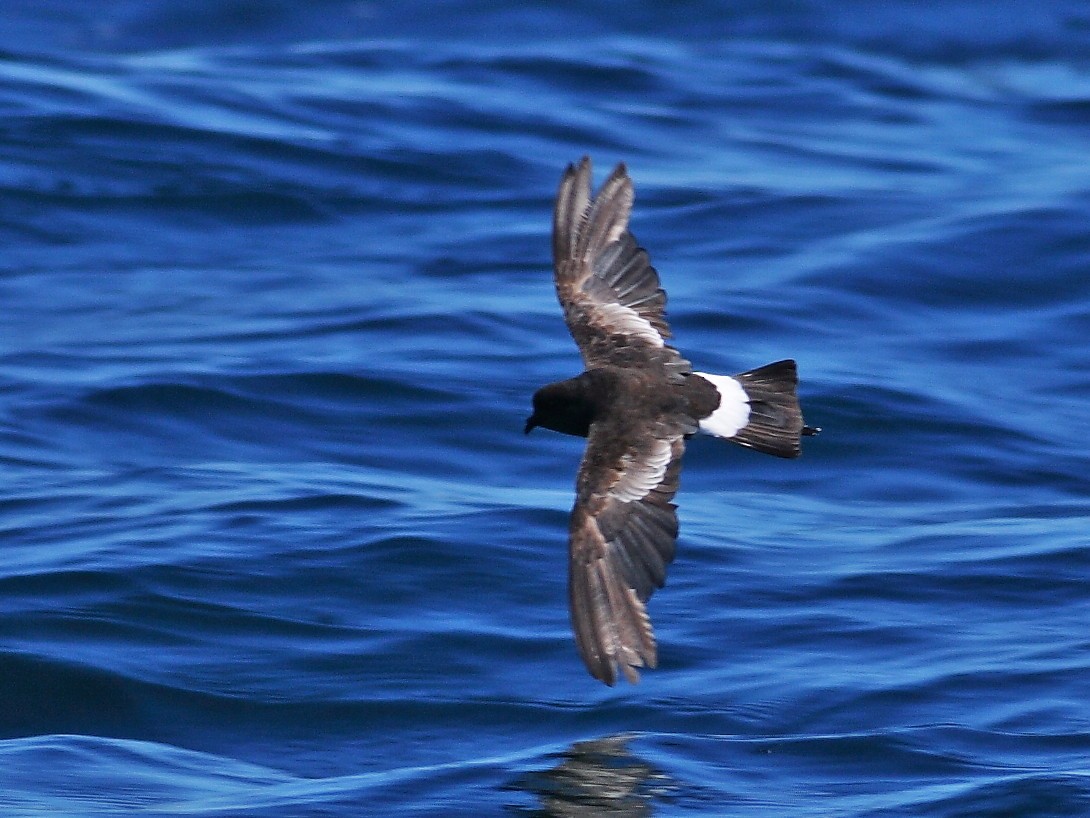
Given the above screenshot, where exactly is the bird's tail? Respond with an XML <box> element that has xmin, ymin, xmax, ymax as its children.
<box><xmin>694</xmin><ymin>359</ymin><xmax>819</xmax><ymax>458</ymax></box>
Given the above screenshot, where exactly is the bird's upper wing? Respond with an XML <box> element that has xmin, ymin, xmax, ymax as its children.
<box><xmin>553</xmin><ymin>157</ymin><xmax>689</xmax><ymax>374</ymax></box>
<box><xmin>568</xmin><ymin>419</ymin><xmax>687</xmax><ymax>685</ymax></box>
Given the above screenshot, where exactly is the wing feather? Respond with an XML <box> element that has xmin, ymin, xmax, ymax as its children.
<box><xmin>552</xmin><ymin>157</ymin><xmax>688</xmax><ymax>372</ymax></box>
<box><xmin>568</xmin><ymin>428</ymin><xmax>685</xmax><ymax>685</ymax></box>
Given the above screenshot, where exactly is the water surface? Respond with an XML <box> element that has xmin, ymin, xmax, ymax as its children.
<box><xmin>2</xmin><ymin>2</ymin><xmax>1090</xmax><ymax>815</ymax></box>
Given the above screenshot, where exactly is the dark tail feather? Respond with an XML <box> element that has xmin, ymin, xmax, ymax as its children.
<box><xmin>732</xmin><ymin>359</ymin><xmax>817</xmax><ymax>459</ymax></box>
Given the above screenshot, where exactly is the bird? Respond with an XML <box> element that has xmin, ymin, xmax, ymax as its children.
<box><xmin>525</xmin><ymin>157</ymin><xmax>818</xmax><ymax>686</ymax></box>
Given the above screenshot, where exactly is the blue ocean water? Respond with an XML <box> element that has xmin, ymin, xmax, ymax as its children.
<box><xmin>2</xmin><ymin>2</ymin><xmax>1090</xmax><ymax>815</ymax></box>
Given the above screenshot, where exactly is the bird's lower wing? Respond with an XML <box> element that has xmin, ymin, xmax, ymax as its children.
<box><xmin>568</xmin><ymin>431</ymin><xmax>684</xmax><ymax>685</ymax></box>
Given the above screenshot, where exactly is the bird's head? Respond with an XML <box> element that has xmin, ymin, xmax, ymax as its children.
<box><xmin>524</xmin><ymin>379</ymin><xmax>594</xmax><ymax>438</ymax></box>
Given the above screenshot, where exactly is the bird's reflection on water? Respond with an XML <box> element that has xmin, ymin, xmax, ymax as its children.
<box><xmin>505</xmin><ymin>734</ymin><xmax>674</xmax><ymax>816</ymax></box>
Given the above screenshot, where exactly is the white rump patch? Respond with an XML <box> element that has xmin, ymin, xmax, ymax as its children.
<box><xmin>694</xmin><ymin>373</ymin><xmax>751</xmax><ymax>438</ymax></box>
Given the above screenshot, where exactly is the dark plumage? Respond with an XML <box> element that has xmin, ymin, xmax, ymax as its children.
<box><xmin>526</xmin><ymin>157</ymin><xmax>817</xmax><ymax>686</ymax></box>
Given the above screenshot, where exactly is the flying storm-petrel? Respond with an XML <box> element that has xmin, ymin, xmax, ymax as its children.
<box><xmin>525</xmin><ymin>157</ymin><xmax>818</xmax><ymax>686</ymax></box>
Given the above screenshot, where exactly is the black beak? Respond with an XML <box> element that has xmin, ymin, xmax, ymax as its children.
<box><xmin>524</xmin><ymin>415</ymin><xmax>538</xmax><ymax>435</ymax></box>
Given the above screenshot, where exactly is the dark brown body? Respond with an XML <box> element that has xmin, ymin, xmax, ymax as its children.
<box><xmin>525</xmin><ymin>368</ymin><xmax>719</xmax><ymax>439</ymax></box>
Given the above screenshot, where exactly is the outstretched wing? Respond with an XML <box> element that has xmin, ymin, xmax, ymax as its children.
<box><xmin>568</xmin><ymin>423</ymin><xmax>686</xmax><ymax>685</ymax></box>
<box><xmin>553</xmin><ymin>157</ymin><xmax>689</xmax><ymax>374</ymax></box>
